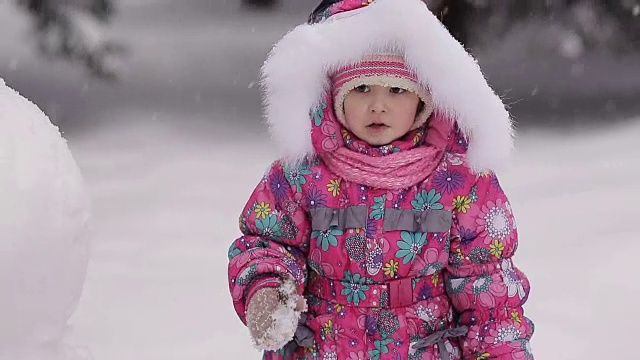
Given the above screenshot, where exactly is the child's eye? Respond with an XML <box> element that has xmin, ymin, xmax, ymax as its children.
<box><xmin>354</xmin><ymin>85</ymin><xmax>370</xmax><ymax>93</ymax></box>
<box><xmin>389</xmin><ymin>87</ymin><xmax>406</xmax><ymax>94</ymax></box>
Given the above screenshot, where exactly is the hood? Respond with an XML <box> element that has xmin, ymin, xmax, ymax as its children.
<box><xmin>260</xmin><ymin>0</ymin><xmax>514</xmax><ymax>173</ymax></box>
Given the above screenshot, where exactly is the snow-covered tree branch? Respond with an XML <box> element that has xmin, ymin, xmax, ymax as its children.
<box><xmin>429</xmin><ymin>0</ymin><xmax>640</xmax><ymax>55</ymax></box>
<box><xmin>16</xmin><ymin>0</ymin><xmax>123</xmax><ymax>79</ymax></box>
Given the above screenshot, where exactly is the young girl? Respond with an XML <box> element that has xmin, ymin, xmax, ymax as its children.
<box><xmin>227</xmin><ymin>0</ymin><xmax>535</xmax><ymax>359</ymax></box>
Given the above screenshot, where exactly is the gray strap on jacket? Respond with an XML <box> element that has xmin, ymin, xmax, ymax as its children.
<box><xmin>411</xmin><ymin>326</ymin><xmax>468</xmax><ymax>360</ymax></box>
<box><xmin>283</xmin><ymin>314</ymin><xmax>315</xmax><ymax>360</ymax></box>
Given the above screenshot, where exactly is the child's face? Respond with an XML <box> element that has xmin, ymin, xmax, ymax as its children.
<box><xmin>343</xmin><ymin>84</ymin><xmax>421</xmax><ymax>146</ymax></box>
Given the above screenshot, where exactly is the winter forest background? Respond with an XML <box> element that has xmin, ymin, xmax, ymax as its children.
<box><xmin>1</xmin><ymin>0</ymin><xmax>639</xmax><ymax>359</ymax></box>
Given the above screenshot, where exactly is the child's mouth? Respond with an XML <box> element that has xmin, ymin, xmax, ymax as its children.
<box><xmin>367</xmin><ymin>123</ymin><xmax>388</xmax><ymax>128</ymax></box>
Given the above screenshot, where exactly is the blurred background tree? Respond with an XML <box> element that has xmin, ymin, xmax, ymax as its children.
<box><xmin>429</xmin><ymin>0</ymin><xmax>639</xmax><ymax>54</ymax></box>
<box><xmin>14</xmin><ymin>0</ymin><xmax>640</xmax><ymax>78</ymax></box>
<box><xmin>241</xmin><ymin>0</ymin><xmax>639</xmax><ymax>54</ymax></box>
<box><xmin>16</xmin><ymin>0</ymin><xmax>123</xmax><ymax>79</ymax></box>
<box><xmin>2</xmin><ymin>0</ymin><xmax>638</xmax><ymax>128</ymax></box>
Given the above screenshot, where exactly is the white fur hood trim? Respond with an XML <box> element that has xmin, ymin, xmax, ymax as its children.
<box><xmin>260</xmin><ymin>0</ymin><xmax>514</xmax><ymax>172</ymax></box>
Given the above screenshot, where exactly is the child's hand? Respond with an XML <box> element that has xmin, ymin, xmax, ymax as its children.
<box><xmin>246</xmin><ymin>286</ymin><xmax>307</xmax><ymax>351</ymax></box>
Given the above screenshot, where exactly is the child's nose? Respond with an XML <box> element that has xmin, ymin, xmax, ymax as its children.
<box><xmin>369</xmin><ymin>92</ymin><xmax>387</xmax><ymax>113</ymax></box>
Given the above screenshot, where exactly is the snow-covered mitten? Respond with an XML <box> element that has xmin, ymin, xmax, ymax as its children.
<box><xmin>245</xmin><ymin>280</ymin><xmax>307</xmax><ymax>351</ymax></box>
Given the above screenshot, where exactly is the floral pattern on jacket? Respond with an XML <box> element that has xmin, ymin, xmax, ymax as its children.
<box><xmin>228</xmin><ymin>113</ymin><xmax>534</xmax><ymax>359</ymax></box>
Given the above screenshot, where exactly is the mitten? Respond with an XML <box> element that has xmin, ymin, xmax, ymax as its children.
<box><xmin>245</xmin><ymin>280</ymin><xmax>307</xmax><ymax>351</ymax></box>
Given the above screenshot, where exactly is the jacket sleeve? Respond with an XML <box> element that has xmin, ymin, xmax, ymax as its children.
<box><xmin>444</xmin><ymin>171</ymin><xmax>535</xmax><ymax>360</ymax></box>
<box><xmin>227</xmin><ymin>160</ymin><xmax>310</xmax><ymax>324</ymax></box>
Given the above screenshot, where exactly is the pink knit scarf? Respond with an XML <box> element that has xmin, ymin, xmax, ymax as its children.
<box><xmin>319</xmin><ymin>145</ymin><xmax>444</xmax><ymax>190</ymax></box>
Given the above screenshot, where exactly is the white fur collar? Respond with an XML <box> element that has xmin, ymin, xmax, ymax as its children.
<box><xmin>260</xmin><ymin>0</ymin><xmax>514</xmax><ymax>173</ymax></box>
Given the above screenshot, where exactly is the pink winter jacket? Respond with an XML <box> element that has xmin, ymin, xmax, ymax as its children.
<box><xmin>228</xmin><ymin>113</ymin><xmax>534</xmax><ymax>360</ymax></box>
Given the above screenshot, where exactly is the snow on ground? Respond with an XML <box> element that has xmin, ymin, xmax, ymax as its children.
<box><xmin>503</xmin><ymin>121</ymin><xmax>640</xmax><ymax>359</ymax></box>
<box><xmin>65</xmin><ymin>115</ymin><xmax>640</xmax><ymax>360</ymax></box>
<box><xmin>65</xmin><ymin>115</ymin><xmax>270</xmax><ymax>360</ymax></box>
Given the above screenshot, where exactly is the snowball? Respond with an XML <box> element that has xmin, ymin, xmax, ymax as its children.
<box><xmin>0</xmin><ymin>78</ymin><xmax>91</xmax><ymax>359</ymax></box>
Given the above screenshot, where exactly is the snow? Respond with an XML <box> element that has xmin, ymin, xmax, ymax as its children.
<box><xmin>0</xmin><ymin>80</ymin><xmax>90</xmax><ymax>360</ymax></box>
<box><xmin>54</xmin><ymin>113</ymin><xmax>639</xmax><ymax>360</ymax></box>
<box><xmin>504</xmin><ymin>121</ymin><xmax>640</xmax><ymax>359</ymax></box>
<box><xmin>64</xmin><ymin>117</ymin><xmax>268</xmax><ymax>360</ymax></box>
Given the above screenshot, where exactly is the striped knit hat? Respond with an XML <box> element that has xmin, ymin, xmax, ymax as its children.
<box><xmin>330</xmin><ymin>53</ymin><xmax>434</xmax><ymax>129</ymax></box>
